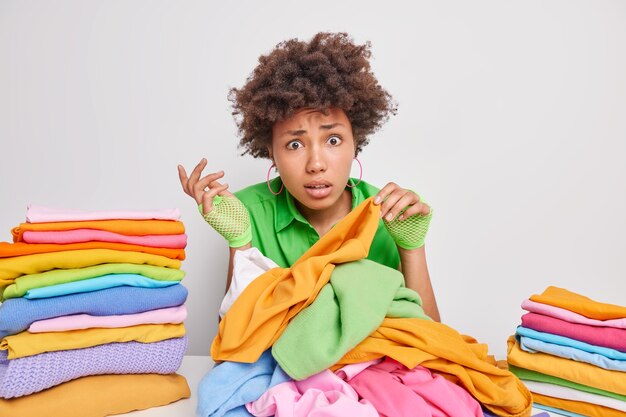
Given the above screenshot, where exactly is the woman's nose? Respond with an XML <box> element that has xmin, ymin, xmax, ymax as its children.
<box><xmin>305</xmin><ymin>147</ymin><xmax>327</xmax><ymax>173</ymax></box>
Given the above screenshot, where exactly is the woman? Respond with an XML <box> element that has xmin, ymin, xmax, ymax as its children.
<box><xmin>178</xmin><ymin>32</ymin><xmax>440</xmax><ymax>321</ymax></box>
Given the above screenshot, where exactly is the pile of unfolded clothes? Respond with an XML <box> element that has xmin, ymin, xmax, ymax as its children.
<box><xmin>197</xmin><ymin>198</ymin><xmax>535</xmax><ymax>417</ymax></box>
<box><xmin>0</xmin><ymin>205</ymin><xmax>191</xmax><ymax>417</ymax></box>
<box><xmin>508</xmin><ymin>286</ymin><xmax>626</xmax><ymax>417</ymax></box>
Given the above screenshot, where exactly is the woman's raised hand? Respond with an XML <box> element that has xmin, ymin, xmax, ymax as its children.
<box><xmin>178</xmin><ymin>158</ymin><xmax>232</xmax><ymax>213</ymax></box>
<box><xmin>374</xmin><ymin>182</ymin><xmax>433</xmax><ymax>250</ymax></box>
<box><xmin>177</xmin><ymin>159</ymin><xmax>251</xmax><ymax>248</ymax></box>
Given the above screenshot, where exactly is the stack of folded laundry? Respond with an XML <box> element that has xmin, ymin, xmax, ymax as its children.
<box><xmin>507</xmin><ymin>286</ymin><xmax>626</xmax><ymax>417</ymax></box>
<box><xmin>197</xmin><ymin>198</ymin><xmax>537</xmax><ymax>417</ymax></box>
<box><xmin>0</xmin><ymin>205</ymin><xmax>191</xmax><ymax>417</ymax></box>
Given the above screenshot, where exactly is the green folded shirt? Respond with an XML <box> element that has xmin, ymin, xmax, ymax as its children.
<box><xmin>2</xmin><ymin>263</ymin><xmax>185</xmax><ymax>300</ymax></box>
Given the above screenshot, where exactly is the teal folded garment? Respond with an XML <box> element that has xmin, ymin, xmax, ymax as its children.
<box><xmin>24</xmin><ymin>274</ymin><xmax>180</xmax><ymax>299</ymax></box>
<box><xmin>272</xmin><ymin>259</ymin><xmax>429</xmax><ymax>380</ymax></box>
<box><xmin>508</xmin><ymin>365</ymin><xmax>626</xmax><ymax>402</ymax></box>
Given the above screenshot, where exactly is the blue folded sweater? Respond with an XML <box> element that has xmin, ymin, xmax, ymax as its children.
<box><xmin>0</xmin><ymin>284</ymin><xmax>188</xmax><ymax>338</ymax></box>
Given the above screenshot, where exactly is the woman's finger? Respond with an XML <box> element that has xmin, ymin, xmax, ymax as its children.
<box><xmin>398</xmin><ymin>201</ymin><xmax>430</xmax><ymax>220</ymax></box>
<box><xmin>383</xmin><ymin>189</ymin><xmax>414</xmax><ymax>221</ymax></box>
<box><xmin>188</xmin><ymin>158</ymin><xmax>208</xmax><ymax>188</ymax></box>
<box><xmin>380</xmin><ymin>188</ymin><xmax>407</xmax><ymax>221</ymax></box>
<box><xmin>373</xmin><ymin>182</ymin><xmax>398</xmax><ymax>206</ymax></box>
<box><xmin>177</xmin><ymin>165</ymin><xmax>192</xmax><ymax>196</ymax></box>
<box><xmin>200</xmin><ymin>184</ymin><xmax>230</xmax><ymax>215</ymax></box>
<box><xmin>193</xmin><ymin>171</ymin><xmax>225</xmax><ymax>200</ymax></box>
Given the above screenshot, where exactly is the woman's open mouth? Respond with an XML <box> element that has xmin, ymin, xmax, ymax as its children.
<box><xmin>304</xmin><ymin>183</ymin><xmax>332</xmax><ymax>199</ymax></box>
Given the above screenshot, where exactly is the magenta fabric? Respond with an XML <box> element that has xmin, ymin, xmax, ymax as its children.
<box><xmin>344</xmin><ymin>357</ymin><xmax>483</xmax><ymax>417</ymax></box>
<box><xmin>25</xmin><ymin>205</ymin><xmax>180</xmax><ymax>223</ymax></box>
<box><xmin>246</xmin><ymin>369</ymin><xmax>378</xmax><ymax>417</ymax></box>
<box><xmin>521</xmin><ymin>312</ymin><xmax>626</xmax><ymax>352</ymax></box>
<box><xmin>522</xmin><ymin>299</ymin><xmax>626</xmax><ymax>329</ymax></box>
<box><xmin>22</xmin><ymin>229</ymin><xmax>187</xmax><ymax>248</ymax></box>
<box><xmin>28</xmin><ymin>305</ymin><xmax>187</xmax><ymax>333</ymax></box>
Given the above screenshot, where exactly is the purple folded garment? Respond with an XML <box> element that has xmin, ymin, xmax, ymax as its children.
<box><xmin>0</xmin><ymin>336</ymin><xmax>187</xmax><ymax>398</ymax></box>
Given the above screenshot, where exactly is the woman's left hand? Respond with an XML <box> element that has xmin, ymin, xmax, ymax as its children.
<box><xmin>374</xmin><ymin>182</ymin><xmax>430</xmax><ymax>222</ymax></box>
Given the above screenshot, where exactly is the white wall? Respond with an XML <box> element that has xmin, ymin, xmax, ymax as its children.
<box><xmin>1</xmin><ymin>0</ymin><xmax>624</xmax><ymax>359</ymax></box>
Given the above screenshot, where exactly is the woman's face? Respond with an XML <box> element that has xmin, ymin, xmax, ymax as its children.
<box><xmin>270</xmin><ymin>107</ymin><xmax>355</xmax><ymax>212</ymax></box>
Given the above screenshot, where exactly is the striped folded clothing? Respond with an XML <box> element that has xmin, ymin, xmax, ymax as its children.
<box><xmin>0</xmin><ymin>336</ymin><xmax>188</xmax><ymax>398</ymax></box>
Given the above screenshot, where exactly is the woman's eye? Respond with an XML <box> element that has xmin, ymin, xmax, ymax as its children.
<box><xmin>287</xmin><ymin>140</ymin><xmax>301</xmax><ymax>150</ymax></box>
<box><xmin>327</xmin><ymin>136</ymin><xmax>342</xmax><ymax>146</ymax></box>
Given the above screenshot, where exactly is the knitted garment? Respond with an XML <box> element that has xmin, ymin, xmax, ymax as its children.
<box><xmin>2</xmin><ymin>323</ymin><xmax>185</xmax><ymax>359</ymax></box>
<box><xmin>0</xmin><ymin>336</ymin><xmax>188</xmax><ymax>398</ymax></box>
<box><xmin>0</xmin><ymin>284</ymin><xmax>188</xmax><ymax>338</ymax></box>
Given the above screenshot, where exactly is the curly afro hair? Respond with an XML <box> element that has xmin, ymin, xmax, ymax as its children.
<box><xmin>229</xmin><ymin>32</ymin><xmax>397</xmax><ymax>159</ymax></box>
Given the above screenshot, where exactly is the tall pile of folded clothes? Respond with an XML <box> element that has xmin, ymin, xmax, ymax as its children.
<box><xmin>0</xmin><ymin>205</ymin><xmax>191</xmax><ymax>417</ymax></box>
<box><xmin>197</xmin><ymin>198</ymin><xmax>535</xmax><ymax>417</ymax></box>
<box><xmin>507</xmin><ymin>286</ymin><xmax>626</xmax><ymax>417</ymax></box>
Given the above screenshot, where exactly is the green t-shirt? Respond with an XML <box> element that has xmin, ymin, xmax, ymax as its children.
<box><xmin>234</xmin><ymin>177</ymin><xmax>400</xmax><ymax>269</ymax></box>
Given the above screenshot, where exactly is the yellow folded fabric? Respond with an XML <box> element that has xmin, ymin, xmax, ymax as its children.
<box><xmin>335</xmin><ymin>318</ymin><xmax>532</xmax><ymax>417</ymax></box>
<box><xmin>532</xmin><ymin>392</ymin><xmax>625</xmax><ymax>417</ymax></box>
<box><xmin>0</xmin><ymin>241</ymin><xmax>185</xmax><ymax>260</ymax></box>
<box><xmin>507</xmin><ymin>336</ymin><xmax>626</xmax><ymax>395</ymax></box>
<box><xmin>12</xmin><ymin>219</ymin><xmax>185</xmax><ymax>241</ymax></box>
<box><xmin>1</xmin><ymin>323</ymin><xmax>185</xmax><ymax>359</ymax></box>
<box><xmin>211</xmin><ymin>197</ymin><xmax>380</xmax><ymax>362</ymax></box>
<box><xmin>0</xmin><ymin>248</ymin><xmax>181</xmax><ymax>286</ymax></box>
<box><xmin>0</xmin><ymin>373</ymin><xmax>190</xmax><ymax>417</ymax></box>
<box><xmin>529</xmin><ymin>286</ymin><xmax>626</xmax><ymax>320</ymax></box>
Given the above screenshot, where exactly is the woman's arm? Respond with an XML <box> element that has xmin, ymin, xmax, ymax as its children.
<box><xmin>398</xmin><ymin>245</ymin><xmax>441</xmax><ymax>322</ymax></box>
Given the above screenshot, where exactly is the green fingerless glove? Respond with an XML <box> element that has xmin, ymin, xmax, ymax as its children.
<box><xmin>198</xmin><ymin>195</ymin><xmax>252</xmax><ymax>248</ymax></box>
<box><xmin>383</xmin><ymin>200</ymin><xmax>433</xmax><ymax>250</ymax></box>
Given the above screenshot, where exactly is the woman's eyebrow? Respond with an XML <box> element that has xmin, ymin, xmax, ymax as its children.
<box><xmin>283</xmin><ymin>123</ymin><xmax>345</xmax><ymax>137</ymax></box>
<box><xmin>320</xmin><ymin>123</ymin><xmax>344</xmax><ymax>130</ymax></box>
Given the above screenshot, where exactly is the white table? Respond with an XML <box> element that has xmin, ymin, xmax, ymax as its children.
<box><xmin>122</xmin><ymin>356</ymin><xmax>563</xmax><ymax>416</ymax></box>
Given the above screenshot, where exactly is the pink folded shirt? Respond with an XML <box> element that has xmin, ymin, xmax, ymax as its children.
<box><xmin>22</xmin><ymin>229</ymin><xmax>187</xmax><ymax>249</ymax></box>
<box><xmin>26</xmin><ymin>205</ymin><xmax>180</xmax><ymax>223</ymax></box>
<box><xmin>521</xmin><ymin>312</ymin><xmax>626</xmax><ymax>352</ymax></box>
<box><xmin>522</xmin><ymin>299</ymin><xmax>626</xmax><ymax>329</ymax></box>
<box><xmin>28</xmin><ymin>305</ymin><xmax>187</xmax><ymax>333</ymax></box>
